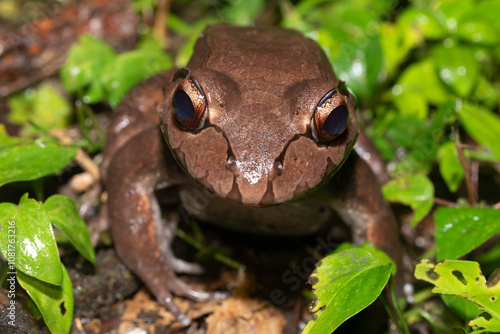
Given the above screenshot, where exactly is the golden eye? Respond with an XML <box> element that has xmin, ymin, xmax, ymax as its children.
<box><xmin>172</xmin><ymin>76</ymin><xmax>207</xmax><ymax>130</ymax></box>
<box><xmin>311</xmin><ymin>90</ymin><xmax>349</xmax><ymax>142</ymax></box>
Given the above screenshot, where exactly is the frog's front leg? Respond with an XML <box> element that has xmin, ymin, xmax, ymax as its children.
<box><xmin>106</xmin><ymin>125</ymin><xmax>227</xmax><ymax>322</ymax></box>
<box><xmin>330</xmin><ymin>153</ymin><xmax>402</xmax><ymax>268</ymax></box>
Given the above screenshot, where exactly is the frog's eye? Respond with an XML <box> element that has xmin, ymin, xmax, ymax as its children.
<box><xmin>311</xmin><ymin>90</ymin><xmax>349</xmax><ymax>142</ymax></box>
<box><xmin>172</xmin><ymin>76</ymin><xmax>207</xmax><ymax>130</ymax></box>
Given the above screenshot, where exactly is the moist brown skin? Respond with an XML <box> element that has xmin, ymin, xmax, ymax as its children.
<box><xmin>102</xmin><ymin>24</ymin><xmax>402</xmax><ymax>322</ymax></box>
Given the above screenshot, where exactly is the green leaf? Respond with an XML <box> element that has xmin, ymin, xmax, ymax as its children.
<box><xmin>0</xmin><ymin>124</ymin><xmax>21</xmax><ymax>146</ymax></box>
<box><xmin>303</xmin><ymin>247</ymin><xmax>393</xmax><ymax>333</ymax></box>
<box><xmin>374</xmin><ymin>113</ymin><xmax>428</xmax><ymax>150</ymax></box>
<box><xmin>441</xmin><ymin>295</ymin><xmax>483</xmax><ymax>322</ymax></box>
<box><xmin>457</xmin><ymin>101</ymin><xmax>500</xmax><ymax>159</ymax></box>
<box><xmin>433</xmin><ymin>44</ymin><xmax>480</xmax><ymax>97</ymax></box>
<box><xmin>333</xmin><ymin>242</ymin><xmax>396</xmax><ymax>275</ymax></box>
<box><xmin>392</xmin><ymin>89</ymin><xmax>428</xmax><ymax>119</ymax></box>
<box><xmin>0</xmin><ymin>137</ymin><xmax>76</xmax><ymax>188</ymax></box>
<box><xmin>457</xmin><ymin>18</ymin><xmax>498</xmax><ymax>46</ymax></box>
<box><xmin>220</xmin><ymin>0</ymin><xmax>265</xmax><ymax>25</ymax></box>
<box><xmin>437</xmin><ymin>0</ymin><xmax>474</xmax><ymax>30</ymax></box>
<box><xmin>308</xmin><ymin>6</ymin><xmax>383</xmax><ymax>101</ymax></box>
<box><xmin>376</xmin><ymin>113</ymin><xmax>437</xmax><ymax>174</ymax></box>
<box><xmin>131</xmin><ymin>0</ymin><xmax>155</xmax><ymax>13</ymax></box>
<box><xmin>44</xmin><ymin>195</ymin><xmax>95</xmax><ymax>265</ymax></box>
<box><xmin>332</xmin><ymin>34</ymin><xmax>383</xmax><ymax>101</ymax></box>
<box><xmin>169</xmin><ymin>16</ymin><xmax>217</xmax><ymax>67</ymax></box>
<box><xmin>415</xmin><ymin>260</ymin><xmax>500</xmax><ymax>332</ymax></box>
<box><xmin>476</xmin><ymin>243</ymin><xmax>500</xmax><ymax>276</ymax></box>
<box><xmin>103</xmin><ymin>49</ymin><xmax>172</xmax><ymax>107</ymax></box>
<box><xmin>396</xmin><ymin>59</ymin><xmax>450</xmax><ymax>105</ymax></box>
<box><xmin>379</xmin><ymin>22</ymin><xmax>418</xmax><ymax>78</ymax></box>
<box><xmin>60</xmin><ymin>34</ymin><xmax>116</xmax><ymax>103</ymax></box>
<box><xmin>435</xmin><ymin>207</ymin><xmax>500</xmax><ymax>261</ymax></box>
<box><xmin>382</xmin><ymin>174</ymin><xmax>434</xmax><ymax>226</ymax></box>
<box><xmin>437</xmin><ymin>141</ymin><xmax>464</xmax><ymax>193</ymax></box>
<box><xmin>466</xmin><ymin>0</ymin><xmax>500</xmax><ymax>38</ymax></box>
<box><xmin>0</xmin><ymin>195</ymin><xmax>62</xmax><ymax>285</ymax></box>
<box><xmin>397</xmin><ymin>8</ymin><xmax>447</xmax><ymax>40</ymax></box>
<box><xmin>7</xmin><ymin>83</ymin><xmax>72</xmax><ymax>134</ymax></box>
<box><xmin>473</xmin><ymin>75</ymin><xmax>500</xmax><ymax>109</ymax></box>
<box><xmin>17</xmin><ymin>263</ymin><xmax>74</xmax><ymax>334</ymax></box>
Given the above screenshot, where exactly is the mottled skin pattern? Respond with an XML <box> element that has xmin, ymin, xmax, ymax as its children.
<box><xmin>102</xmin><ymin>24</ymin><xmax>401</xmax><ymax>321</ymax></box>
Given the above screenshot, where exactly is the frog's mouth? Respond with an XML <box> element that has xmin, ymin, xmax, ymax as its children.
<box><xmin>214</xmin><ymin>128</ymin><xmax>357</xmax><ymax>207</ymax></box>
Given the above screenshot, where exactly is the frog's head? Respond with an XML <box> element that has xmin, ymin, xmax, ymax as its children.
<box><xmin>159</xmin><ymin>25</ymin><xmax>358</xmax><ymax>207</ymax></box>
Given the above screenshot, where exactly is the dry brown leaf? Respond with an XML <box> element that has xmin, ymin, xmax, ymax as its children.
<box><xmin>205</xmin><ymin>297</ymin><xmax>286</xmax><ymax>334</ymax></box>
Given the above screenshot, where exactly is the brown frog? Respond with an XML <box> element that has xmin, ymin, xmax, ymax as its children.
<box><xmin>102</xmin><ymin>24</ymin><xmax>401</xmax><ymax>323</ymax></box>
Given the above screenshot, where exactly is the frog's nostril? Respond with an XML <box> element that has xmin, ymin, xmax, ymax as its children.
<box><xmin>274</xmin><ymin>161</ymin><xmax>283</xmax><ymax>175</ymax></box>
<box><xmin>226</xmin><ymin>156</ymin><xmax>236</xmax><ymax>170</ymax></box>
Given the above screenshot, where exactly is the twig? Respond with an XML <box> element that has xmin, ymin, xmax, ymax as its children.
<box><xmin>471</xmin><ymin>160</ymin><xmax>479</xmax><ymax>199</ymax></box>
<box><xmin>433</xmin><ymin>197</ymin><xmax>457</xmax><ymax>207</ymax></box>
<box><xmin>454</xmin><ymin>135</ymin><xmax>477</xmax><ymax>205</ymax></box>
<box><xmin>50</xmin><ymin>129</ymin><xmax>100</xmax><ymax>181</ymax></box>
<box><xmin>154</xmin><ymin>0</ymin><xmax>171</xmax><ymax>48</ymax></box>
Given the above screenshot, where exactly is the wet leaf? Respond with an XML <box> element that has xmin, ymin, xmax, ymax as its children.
<box><xmin>379</xmin><ymin>22</ymin><xmax>418</xmax><ymax>78</ymax></box>
<box><xmin>300</xmin><ymin>6</ymin><xmax>383</xmax><ymax>101</ymax></box>
<box><xmin>220</xmin><ymin>0</ymin><xmax>265</xmax><ymax>25</ymax></box>
<box><xmin>392</xmin><ymin>87</ymin><xmax>428</xmax><ymax>119</ymax></box>
<box><xmin>169</xmin><ymin>15</ymin><xmax>217</xmax><ymax>67</ymax></box>
<box><xmin>371</xmin><ymin>112</ymin><xmax>439</xmax><ymax>173</ymax></box>
<box><xmin>303</xmin><ymin>245</ymin><xmax>394</xmax><ymax>333</ymax></box>
<box><xmin>468</xmin><ymin>0</ymin><xmax>500</xmax><ymax>36</ymax></box>
<box><xmin>382</xmin><ymin>174</ymin><xmax>434</xmax><ymax>226</ymax></box>
<box><xmin>60</xmin><ymin>35</ymin><xmax>115</xmax><ymax>103</ymax></box>
<box><xmin>103</xmin><ymin>49</ymin><xmax>172</xmax><ymax>107</ymax></box>
<box><xmin>397</xmin><ymin>8</ymin><xmax>447</xmax><ymax>40</ymax></box>
<box><xmin>18</xmin><ymin>263</ymin><xmax>74</xmax><ymax>334</ymax></box>
<box><xmin>437</xmin><ymin>0</ymin><xmax>474</xmax><ymax>33</ymax></box>
<box><xmin>473</xmin><ymin>75</ymin><xmax>500</xmax><ymax>109</ymax></box>
<box><xmin>7</xmin><ymin>83</ymin><xmax>71</xmax><ymax>134</ymax></box>
<box><xmin>329</xmin><ymin>33</ymin><xmax>383</xmax><ymax>101</ymax></box>
<box><xmin>0</xmin><ymin>131</ymin><xmax>76</xmax><ymax>187</ymax></box>
<box><xmin>457</xmin><ymin>18</ymin><xmax>498</xmax><ymax>46</ymax></box>
<box><xmin>0</xmin><ymin>194</ymin><xmax>62</xmax><ymax>285</ymax></box>
<box><xmin>437</xmin><ymin>141</ymin><xmax>464</xmax><ymax>193</ymax></box>
<box><xmin>435</xmin><ymin>207</ymin><xmax>500</xmax><ymax>261</ymax></box>
<box><xmin>415</xmin><ymin>260</ymin><xmax>500</xmax><ymax>332</ymax></box>
<box><xmin>396</xmin><ymin>59</ymin><xmax>450</xmax><ymax>105</ymax></box>
<box><xmin>433</xmin><ymin>44</ymin><xmax>480</xmax><ymax>97</ymax></box>
<box><xmin>441</xmin><ymin>295</ymin><xmax>483</xmax><ymax>322</ymax></box>
<box><xmin>457</xmin><ymin>101</ymin><xmax>500</xmax><ymax>159</ymax></box>
<box><xmin>45</xmin><ymin>195</ymin><xmax>95</xmax><ymax>265</ymax></box>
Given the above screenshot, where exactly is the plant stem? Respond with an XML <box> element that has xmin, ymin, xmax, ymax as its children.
<box><xmin>389</xmin><ymin>277</ymin><xmax>411</xmax><ymax>334</ymax></box>
<box><xmin>434</xmin><ymin>197</ymin><xmax>457</xmax><ymax>207</ymax></box>
<box><xmin>454</xmin><ymin>134</ymin><xmax>477</xmax><ymax>205</ymax></box>
<box><xmin>379</xmin><ymin>293</ymin><xmax>404</xmax><ymax>334</ymax></box>
<box><xmin>175</xmin><ymin>227</ymin><xmax>245</xmax><ymax>270</ymax></box>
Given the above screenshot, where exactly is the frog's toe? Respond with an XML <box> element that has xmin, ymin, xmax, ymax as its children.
<box><xmin>167</xmin><ymin>276</ymin><xmax>230</xmax><ymax>302</ymax></box>
<box><xmin>170</xmin><ymin>257</ymin><xmax>204</xmax><ymax>274</ymax></box>
<box><xmin>157</xmin><ymin>290</ymin><xmax>191</xmax><ymax>326</ymax></box>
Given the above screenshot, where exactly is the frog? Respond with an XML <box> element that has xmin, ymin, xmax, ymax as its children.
<box><xmin>101</xmin><ymin>24</ymin><xmax>401</xmax><ymax>323</ymax></box>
